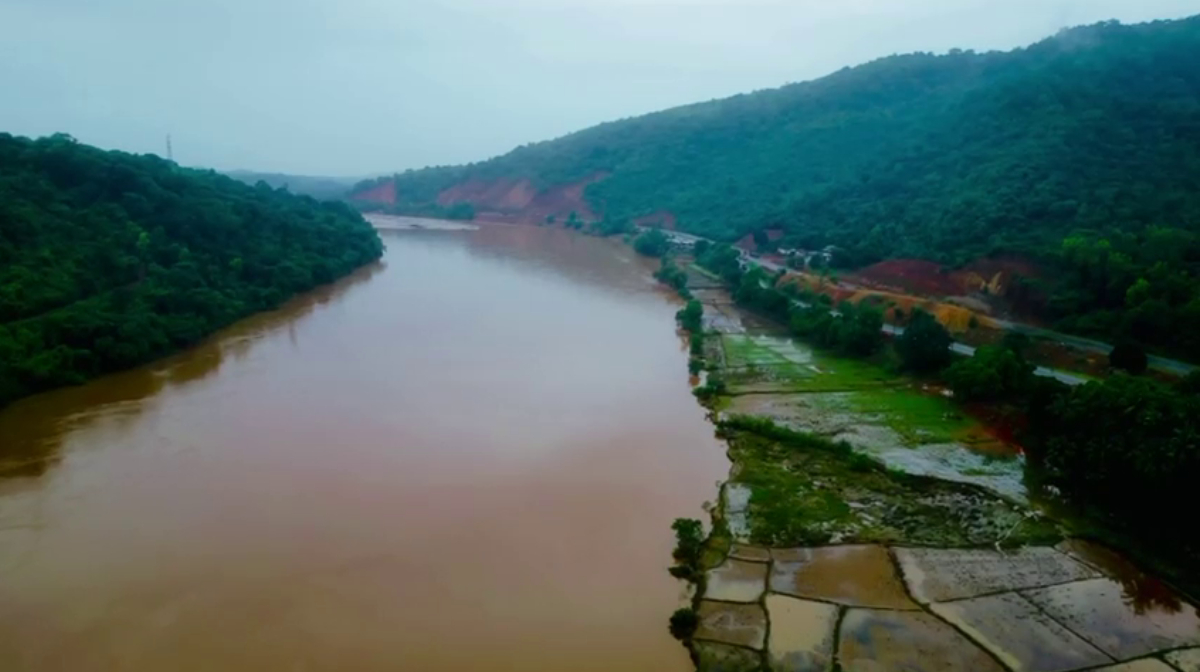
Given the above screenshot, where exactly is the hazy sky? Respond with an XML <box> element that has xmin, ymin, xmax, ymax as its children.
<box><xmin>1</xmin><ymin>0</ymin><xmax>1195</xmax><ymax>176</ymax></box>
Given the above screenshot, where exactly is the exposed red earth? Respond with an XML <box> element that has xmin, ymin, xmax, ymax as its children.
<box><xmin>355</xmin><ymin>174</ymin><xmax>608</xmax><ymax>224</ymax></box>
<box><xmin>351</xmin><ymin>180</ymin><xmax>396</xmax><ymax>205</ymax></box>
<box><xmin>850</xmin><ymin>257</ymin><xmax>1046</xmax><ymax>311</ymax></box>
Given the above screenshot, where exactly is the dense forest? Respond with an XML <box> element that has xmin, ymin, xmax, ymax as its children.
<box><xmin>361</xmin><ymin>16</ymin><xmax>1200</xmax><ymax>358</ymax></box>
<box><xmin>0</xmin><ymin>133</ymin><xmax>384</xmax><ymax>409</ymax></box>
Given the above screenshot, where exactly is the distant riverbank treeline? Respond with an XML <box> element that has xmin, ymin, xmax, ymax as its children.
<box><xmin>0</xmin><ymin>133</ymin><xmax>384</xmax><ymax>409</ymax></box>
<box><xmin>364</xmin><ymin>16</ymin><xmax>1200</xmax><ymax>361</ymax></box>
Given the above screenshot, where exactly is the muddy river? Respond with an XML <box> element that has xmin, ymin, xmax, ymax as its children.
<box><xmin>0</xmin><ymin>226</ymin><xmax>730</xmax><ymax>671</ymax></box>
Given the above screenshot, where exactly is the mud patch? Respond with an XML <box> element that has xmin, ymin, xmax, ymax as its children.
<box><xmin>728</xmin><ymin>544</ymin><xmax>771</xmax><ymax>563</ymax></box>
<box><xmin>723</xmin><ymin>483</ymin><xmax>752</xmax><ymax>540</ymax></box>
<box><xmin>837</xmin><ymin>608</ymin><xmax>1005</xmax><ymax>672</ymax></box>
<box><xmin>764</xmin><ymin>594</ymin><xmax>838</xmax><ymax>671</ymax></box>
<box><xmin>1166</xmin><ymin>647</ymin><xmax>1200</xmax><ymax>671</ymax></box>
<box><xmin>704</xmin><ymin>304</ymin><xmax>746</xmax><ymax>334</ymax></box>
<box><xmin>1090</xmin><ymin>661</ymin><xmax>1178</xmax><ymax>672</ymax></box>
<box><xmin>769</xmin><ymin>546</ymin><xmax>917</xmax><ymax>610</ymax></box>
<box><xmin>693</xmin><ymin>641</ymin><xmax>763</xmax><ymax>672</ymax></box>
<box><xmin>931</xmin><ymin>592</ymin><xmax>1113</xmax><ymax>672</ymax></box>
<box><xmin>847</xmin><ymin>439</ymin><xmax>1026</xmax><ymax>504</ymax></box>
<box><xmin>1022</xmin><ymin>578</ymin><xmax>1200</xmax><ymax>660</ymax></box>
<box><xmin>705</xmin><ymin>558</ymin><xmax>768</xmax><ymax>603</ymax></box>
<box><xmin>1057</xmin><ymin>539</ymin><xmax>1189</xmax><ymax>616</ymax></box>
<box><xmin>894</xmin><ymin>547</ymin><xmax>1098</xmax><ymax>603</ymax></box>
<box><xmin>695</xmin><ymin>600</ymin><xmax>768</xmax><ymax>651</ymax></box>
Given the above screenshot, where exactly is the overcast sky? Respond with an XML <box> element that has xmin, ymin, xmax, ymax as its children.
<box><xmin>1</xmin><ymin>0</ymin><xmax>1195</xmax><ymax>176</ymax></box>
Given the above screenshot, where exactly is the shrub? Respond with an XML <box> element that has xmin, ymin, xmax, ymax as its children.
<box><xmin>634</xmin><ymin>228</ymin><xmax>671</xmax><ymax>257</ymax></box>
<box><xmin>670</xmin><ymin>518</ymin><xmax>705</xmax><ymax>581</ymax></box>
<box><xmin>895</xmin><ymin>309</ymin><xmax>953</xmax><ymax>373</ymax></box>
<box><xmin>1109</xmin><ymin>341</ymin><xmax>1148</xmax><ymax>374</ymax></box>
<box><xmin>944</xmin><ymin>345</ymin><xmax>1035</xmax><ymax>402</ymax></box>
<box><xmin>669</xmin><ymin>608</ymin><xmax>699</xmax><ymax>641</ymax></box>
<box><xmin>692</xmin><ymin>377</ymin><xmax>727</xmax><ymax>403</ymax></box>
<box><xmin>1038</xmin><ymin>374</ymin><xmax>1200</xmax><ymax>531</ymax></box>
<box><xmin>676</xmin><ymin>300</ymin><xmax>704</xmax><ymax>333</ymax></box>
<box><xmin>719</xmin><ymin>415</ymin><xmax>853</xmax><ymax>458</ymax></box>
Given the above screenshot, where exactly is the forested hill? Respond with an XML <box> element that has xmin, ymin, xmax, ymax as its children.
<box><xmin>0</xmin><ymin>133</ymin><xmax>384</xmax><ymax>408</ymax></box>
<box><xmin>359</xmin><ymin>15</ymin><xmax>1200</xmax><ymax>358</ymax></box>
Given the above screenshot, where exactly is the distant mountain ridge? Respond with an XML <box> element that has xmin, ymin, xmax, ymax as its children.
<box><xmin>225</xmin><ymin>170</ymin><xmax>363</xmax><ymax>201</ymax></box>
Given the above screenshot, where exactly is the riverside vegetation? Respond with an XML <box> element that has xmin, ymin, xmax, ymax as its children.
<box><xmin>0</xmin><ymin>133</ymin><xmax>384</xmax><ymax>409</ymax></box>
<box><xmin>650</xmin><ymin>240</ymin><xmax>1200</xmax><ymax>647</ymax></box>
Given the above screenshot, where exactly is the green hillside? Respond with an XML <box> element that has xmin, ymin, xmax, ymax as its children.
<box><xmin>366</xmin><ymin>16</ymin><xmax>1200</xmax><ymax>358</ymax></box>
<box><xmin>0</xmin><ymin>133</ymin><xmax>384</xmax><ymax>408</ymax></box>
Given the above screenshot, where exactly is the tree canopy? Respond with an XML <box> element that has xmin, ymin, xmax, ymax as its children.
<box><xmin>1034</xmin><ymin>374</ymin><xmax>1200</xmax><ymax>552</ymax></box>
<box><xmin>895</xmin><ymin>310</ymin><xmax>954</xmax><ymax>373</ymax></box>
<box><xmin>0</xmin><ymin>133</ymin><xmax>383</xmax><ymax>409</ymax></box>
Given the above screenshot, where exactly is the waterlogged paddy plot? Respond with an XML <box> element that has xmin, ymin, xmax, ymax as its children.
<box><xmin>716</xmin><ymin>331</ymin><xmax>1027</xmax><ymax>502</ymax></box>
<box><xmin>692</xmin><ymin>542</ymin><xmax>1200</xmax><ymax>672</ymax></box>
<box><xmin>688</xmin><ymin>283</ymin><xmax>1200</xmax><ymax>672</ymax></box>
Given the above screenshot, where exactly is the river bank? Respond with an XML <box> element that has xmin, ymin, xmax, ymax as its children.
<box><xmin>664</xmin><ymin>265</ymin><xmax>1200</xmax><ymax>672</ymax></box>
<box><xmin>363</xmin><ymin>212</ymin><xmax>479</xmax><ymax>230</ymax></box>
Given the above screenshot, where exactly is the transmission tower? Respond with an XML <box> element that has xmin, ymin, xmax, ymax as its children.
<box><xmin>166</xmin><ymin>134</ymin><xmax>174</xmax><ymax>162</ymax></box>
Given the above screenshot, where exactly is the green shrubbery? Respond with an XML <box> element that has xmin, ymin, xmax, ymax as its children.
<box><xmin>668</xmin><ymin>608</ymin><xmax>698</xmax><ymax>641</ymax></box>
<box><xmin>789</xmin><ymin>301</ymin><xmax>885</xmax><ymax>358</ymax></box>
<box><xmin>720</xmin><ymin>415</ymin><xmax>853</xmax><ymax>457</ymax></box>
<box><xmin>692</xmin><ymin>376</ymin><xmax>727</xmax><ymax>404</ymax></box>
<box><xmin>1109</xmin><ymin>341</ymin><xmax>1149</xmax><ymax>374</ymax></box>
<box><xmin>655</xmin><ymin>257</ymin><xmax>689</xmax><ymax>295</ymax></box>
<box><xmin>676</xmin><ymin>300</ymin><xmax>703</xmax><ymax>333</ymax></box>
<box><xmin>1025</xmin><ymin>374</ymin><xmax>1199</xmax><ymax>571</ymax></box>
<box><xmin>669</xmin><ymin>518</ymin><xmax>705</xmax><ymax>581</ymax></box>
<box><xmin>945</xmin><ymin>344</ymin><xmax>1035</xmax><ymax>402</ymax></box>
<box><xmin>633</xmin><ymin>228</ymin><xmax>670</xmax><ymax>257</ymax></box>
<box><xmin>895</xmin><ymin>310</ymin><xmax>954</xmax><ymax>373</ymax></box>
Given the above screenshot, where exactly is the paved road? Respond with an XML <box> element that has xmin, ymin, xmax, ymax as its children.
<box><xmin>879</xmin><ymin>323</ymin><xmax>1089</xmax><ymax>386</ymax></box>
<box><xmin>992</xmin><ymin>319</ymin><xmax>1196</xmax><ymax>376</ymax></box>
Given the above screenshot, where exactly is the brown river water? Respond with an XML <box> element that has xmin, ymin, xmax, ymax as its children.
<box><xmin>0</xmin><ymin>226</ymin><xmax>730</xmax><ymax>671</ymax></box>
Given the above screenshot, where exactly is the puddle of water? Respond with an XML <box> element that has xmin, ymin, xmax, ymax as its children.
<box><xmin>1060</xmin><ymin>539</ymin><xmax>1192</xmax><ymax>616</ymax></box>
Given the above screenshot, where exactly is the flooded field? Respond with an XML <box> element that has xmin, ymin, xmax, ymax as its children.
<box><xmin>712</xmin><ymin>325</ymin><xmax>1026</xmax><ymax>501</ymax></box>
<box><xmin>686</xmin><ymin>276</ymin><xmax>1200</xmax><ymax>672</ymax></box>
<box><xmin>0</xmin><ymin>226</ymin><xmax>729</xmax><ymax>672</ymax></box>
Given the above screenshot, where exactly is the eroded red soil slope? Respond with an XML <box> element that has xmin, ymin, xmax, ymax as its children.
<box><xmin>436</xmin><ymin>173</ymin><xmax>608</xmax><ymax>222</ymax></box>
<box><xmin>350</xmin><ymin>181</ymin><xmax>396</xmax><ymax>205</ymax></box>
